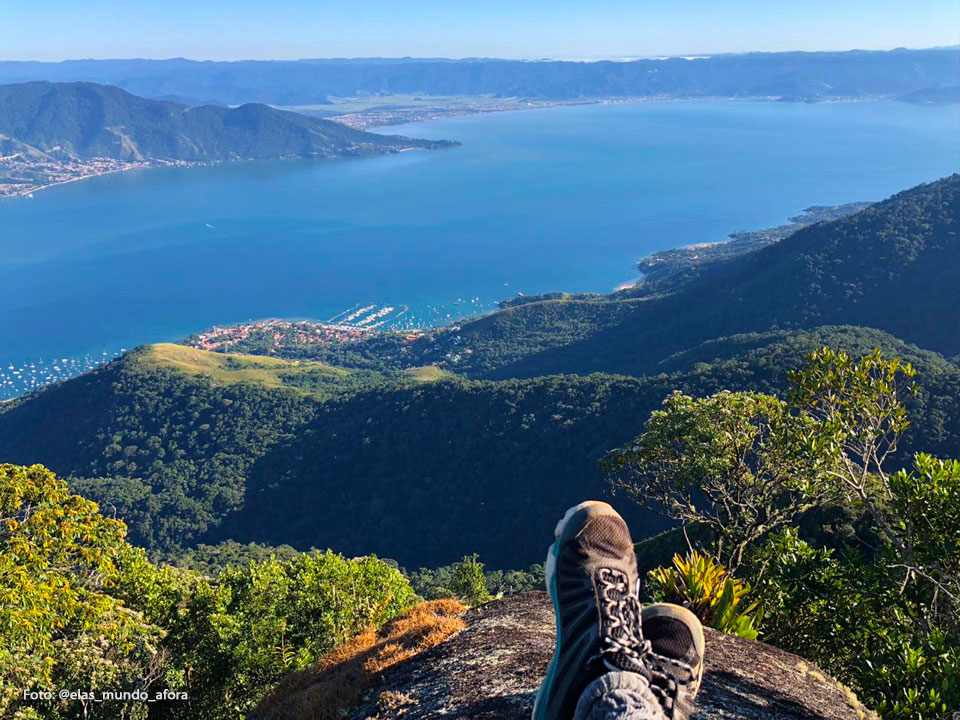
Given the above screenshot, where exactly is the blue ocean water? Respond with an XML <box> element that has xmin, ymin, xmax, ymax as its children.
<box><xmin>1</xmin><ymin>100</ymin><xmax>958</xmax><ymax>374</ymax></box>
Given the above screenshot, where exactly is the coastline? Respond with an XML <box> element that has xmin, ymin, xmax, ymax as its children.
<box><xmin>2</xmin><ymin>95</ymin><xmax>901</xmax><ymax>199</ymax></box>
<box><xmin>0</xmin><ymin>141</ymin><xmax>449</xmax><ymax>200</ymax></box>
<box><xmin>326</xmin><ymin>93</ymin><xmax>897</xmax><ymax>131</ymax></box>
<box><xmin>2</xmin><ymin>101</ymin><xmax>949</xmax><ymax>400</ymax></box>
<box><xmin>0</xmin><ymin>158</ymin><xmax>198</xmax><ymax>201</ymax></box>
<box><xmin>4</xmin><ymin>164</ymin><xmax>147</xmax><ymax>199</ymax></box>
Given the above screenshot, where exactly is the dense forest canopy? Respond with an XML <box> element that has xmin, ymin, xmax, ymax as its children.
<box><xmin>1</xmin><ymin>325</ymin><xmax>958</xmax><ymax>567</ymax></box>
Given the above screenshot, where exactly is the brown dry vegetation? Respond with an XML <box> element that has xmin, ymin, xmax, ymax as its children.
<box><xmin>254</xmin><ymin>599</ymin><xmax>467</xmax><ymax>720</ymax></box>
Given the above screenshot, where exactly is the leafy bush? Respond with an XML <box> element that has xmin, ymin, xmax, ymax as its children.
<box><xmin>616</xmin><ymin>349</ymin><xmax>959</xmax><ymax>719</ymax></box>
<box><xmin>407</xmin><ymin>559</ymin><xmax>544</xmax><ymax>603</ymax></box>
<box><xmin>449</xmin><ymin>554</ymin><xmax>493</xmax><ymax>607</ymax></box>
<box><xmin>888</xmin><ymin>454</ymin><xmax>960</xmax><ymax>628</ymax></box>
<box><xmin>0</xmin><ymin>463</ymin><xmax>418</xmax><ymax>720</ymax></box>
<box><xmin>646</xmin><ymin>551</ymin><xmax>761</xmax><ymax>639</ymax></box>
<box><xmin>110</xmin><ymin>548</ymin><xmax>418</xmax><ymax>719</ymax></box>
<box><xmin>603</xmin><ymin>390</ymin><xmax>834</xmax><ymax>570</ymax></box>
<box><xmin>747</xmin><ymin>528</ymin><xmax>959</xmax><ymax>720</ymax></box>
<box><xmin>0</xmin><ymin>464</ymin><xmax>162</xmax><ymax>719</ymax></box>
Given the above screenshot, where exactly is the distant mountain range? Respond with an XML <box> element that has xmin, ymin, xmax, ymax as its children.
<box><xmin>1</xmin><ymin>175</ymin><xmax>957</xmax><ymax>568</ymax></box>
<box><xmin>0</xmin><ymin>48</ymin><xmax>957</xmax><ymax>106</ymax></box>
<box><xmin>0</xmin><ymin>81</ymin><xmax>454</xmax><ymax>162</ymax></box>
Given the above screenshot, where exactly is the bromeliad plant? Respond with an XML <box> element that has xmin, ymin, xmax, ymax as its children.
<box><xmin>647</xmin><ymin>550</ymin><xmax>761</xmax><ymax>640</ymax></box>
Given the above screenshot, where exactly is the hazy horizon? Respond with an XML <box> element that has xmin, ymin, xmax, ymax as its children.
<box><xmin>2</xmin><ymin>0</ymin><xmax>958</xmax><ymax>63</ymax></box>
<box><xmin>2</xmin><ymin>44</ymin><xmax>960</xmax><ymax>65</ymax></box>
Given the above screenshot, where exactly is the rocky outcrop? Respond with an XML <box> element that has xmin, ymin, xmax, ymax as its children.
<box><xmin>347</xmin><ymin>592</ymin><xmax>876</xmax><ymax>720</ymax></box>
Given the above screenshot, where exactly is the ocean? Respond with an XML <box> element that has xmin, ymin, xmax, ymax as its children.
<box><xmin>1</xmin><ymin>99</ymin><xmax>958</xmax><ymax>392</ymax></box>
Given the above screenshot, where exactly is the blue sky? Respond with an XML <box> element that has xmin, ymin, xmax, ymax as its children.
<box><xmin>2</xmin><ymin>0</ymin><xmax>958</xmax><ymax>61</ymax></box>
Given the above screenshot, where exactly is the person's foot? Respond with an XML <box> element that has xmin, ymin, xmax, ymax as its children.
<box><xmin>639</xmin><ymin>603</ymin><xmax>705</xmax><ymax>720</ymax></box>
<box><xmin>532</xmin><ymin>501</ymin><xmax>645</xmax><ymax>720</ymax></box>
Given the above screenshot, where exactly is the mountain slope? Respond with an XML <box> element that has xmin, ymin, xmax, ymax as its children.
<box><xmin>216</xmin><ymin>176</ymin><xmax>958</xmax><ymax>383</ymax></box>
<box><xmin>0</xmin><ymin>81</ymin><xmax>453</xmax><ymax>161</ymax></box>
<box><xmin>392</xmin><ymin>175</ymin><xmax>959</xmax><ymax>380</ymax></box>
<box><xmin>0</xmin><ymin>48</ymin><xmax>956</xmax><ymax>105</ymax></box>
<box><xmin>898</xmin><ymin>85</ymin><xmax>960</xmax><ymax>103</ymax></box>
<box><xmin>1</xmin><ymin>177</ymin><xmax>958</xmax><ymax>566</ymax></box>
<box><xmin>1</xmin><ymin>326</ymin><xmax>957</xmax><ymax>567</ymax></box>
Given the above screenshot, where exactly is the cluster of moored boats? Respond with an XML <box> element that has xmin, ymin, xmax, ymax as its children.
<box><xmin>0</xmin><ymin>351</ymin><xmax>117</xmax><ymax>401</ymax></box>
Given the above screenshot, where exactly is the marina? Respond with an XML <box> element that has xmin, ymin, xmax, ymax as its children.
<box><xmin>0</xmin><ymin>351</ymin><xmax>119</xmax><ymax>401</ymax></box>
<box><xmin>0</xmin><ymin>296</ymin><xmax>496</xmax><ymax>400</ymax></box>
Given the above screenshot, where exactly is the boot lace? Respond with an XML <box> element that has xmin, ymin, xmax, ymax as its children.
<box><xmin>592</xmin><ymin>567</ymin><xmax>647</xmax><ymax>675</ymax></box>
<box><xmin>593</xmin><ymin>567</ymin><xmax>698</xmax><ymax>717</ymax></box>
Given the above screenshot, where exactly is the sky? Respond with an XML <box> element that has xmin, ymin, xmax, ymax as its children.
<box><xmin>1</xmin><ymin>0</ymin><xmax>958</xmax><ymax>62</ymax></box>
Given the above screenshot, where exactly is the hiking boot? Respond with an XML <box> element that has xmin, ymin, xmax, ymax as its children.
<box><xmin>640</xmin><ymin>603</ymin><xmax>705</xmax><ymax>720</ymax></box>
<box><xmin>532</xmin><ymin>501</ymin><xmax>645</xmax><ymax>720</ymax></box>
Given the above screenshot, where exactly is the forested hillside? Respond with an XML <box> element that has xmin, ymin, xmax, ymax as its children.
<box><xmin>1</xmin><ymin>176</ymin><xmax>958</xmax><ymax>567</ymax></box>
<box><xmin>0</xmin><ymin>81</ymin><xmax>453</xmax><ymax>161</ymax></box>
<box><xmin>213</xmin><ymin>175</ymin><xmax>959</xmax><ymax>382</ymax></box>
<box><xmin>1</xmin><ymin>326</ymin><xmax>958</xmax><ymax>567</ymax></box>
<box><xmin>402</xmin><ymin>174</ymin><xmax>960</xmax><ymax>379</ymax></box>
<box><xmin>490</xmin><ymin>175</ymin><xmax>960</xmax><ymax>377</ymax></box>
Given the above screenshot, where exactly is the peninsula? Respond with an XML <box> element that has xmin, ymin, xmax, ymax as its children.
<box><xmin>0</xmin><ymin>81</ymin><xmax>457</xmax><ymax>197</ymax></box>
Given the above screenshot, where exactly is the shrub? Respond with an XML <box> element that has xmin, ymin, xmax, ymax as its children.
<box><xmin>406</xmin><ymin>559</ymin><xmax>544</xmax><ymax>601</ymax></box>
<box><xmin>0</xmin><ymin>464</ymin><xmax>162</xmax><ymax>719</ymax></box>
<box><xmin>646</xmin><ymin>550</ymin><xmax>761</xmax><ymax>639</ymax></box>
<box><xmin>0</xmin><ymin>464</ymin><xmax>421</xmax><ymax>720</ymax></box>
<box><xmin>254</xmin><ymin>599</ymin><xmax>467</xmax><ymax>720</ymax></box>
<box><xmin>603</xmin><ymin>390</ymin><xmax>833</xmax><ymax>570</ymax></box>
<box><xmin>748</xmin><ymin>528</ymin><xmax>960</xmax><ymax>720</ymax></box>
<box><xmin>449</xmin><ymin>554</ymin><xmax>493</xmax><ymax>606</ymax></box>
<box><xmin>134</xmin><ymin>551</ymin><xmax>419</xmax><ymax>719</ymax></box>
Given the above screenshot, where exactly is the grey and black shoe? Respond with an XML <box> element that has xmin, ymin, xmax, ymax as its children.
<box><xmin>639</xmin><ymin>603</ymin><xmax>705</xmax><ymax>720</ymax></box>
<box><xmin>532</xmin><ymin>501</ymin><xmax>646</xmax><ymax>720</ymax></box>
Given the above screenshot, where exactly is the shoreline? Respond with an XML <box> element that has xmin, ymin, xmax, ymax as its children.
<box><xmin>0</xmin><ymin>158</ymin><xmax>198</xmax><ymax>201</ymax></box>
<box><xmin>0</xmin><ymin>193</ymin><xmax>906</xmax><ymax>402</ymax></box>
<box><xmin>327</xmin><ymin>93</ymin><xmax>900</xmax><ymax>131</ymax></box>
<box><xmin>5</xmin><ymin>164</ymin><xmax>145</xmax><ymax>199</ymax></box>
<box><xmin>2</xmin><ymin>95</ymin><xmax>902</xmax><ymax>200</ymax></box>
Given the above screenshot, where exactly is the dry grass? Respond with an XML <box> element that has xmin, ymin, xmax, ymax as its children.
<box><xmin>255</xmin><ymin>599</ymin><xmax>467</xmax><ymax>720</ymax></box>
<box><xmin>139</xmin><ymin>343</ymin><xmax>348</xmax><ymax>389</ymax></box>
<box><xmin>402</xmin><ymin>365</ymin><xmax>455</xmax><ymax>383</ymax></box>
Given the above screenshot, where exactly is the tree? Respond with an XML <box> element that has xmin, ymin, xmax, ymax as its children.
<box><xmin>605</xmin><ymin>348</ymin><xmax>959</xmax><ymax>719</ymax></box>
<box><xmin>746</xmin><ymin>527</ymin><xmax>959</xmax><ymax>720</ymax></box>
<box><xmin>789</xmin><ymin>348</ymin><xmax>915</xmax><ymax>544</ymax></box>
<box><xmin>601</xmin><ymin>390</ymin><xmax>834</xmax><ymax>569</ymax></box>
<box><xmin>0</xmin><ymin>464</ymin><xmax>161</xmax><ymax>719</ymax></box>
<box><xmin>1</xmin><ymin>464</ymin><xmax>422</xmax><ymax>720</ymax></box>
<box><xmin>887</xmin><ymin>454</ymin><xmax>960</xmax><ymax>628</ymax></box>
<box><xmin>450</xmin><ymin>555</ymin><xmax>492</xmax><ymax>606</ymax></box>
<box><xmin>790</xmin><ymin>349</ymin><xmax>958</xmax><ymax>622</ymax></box>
